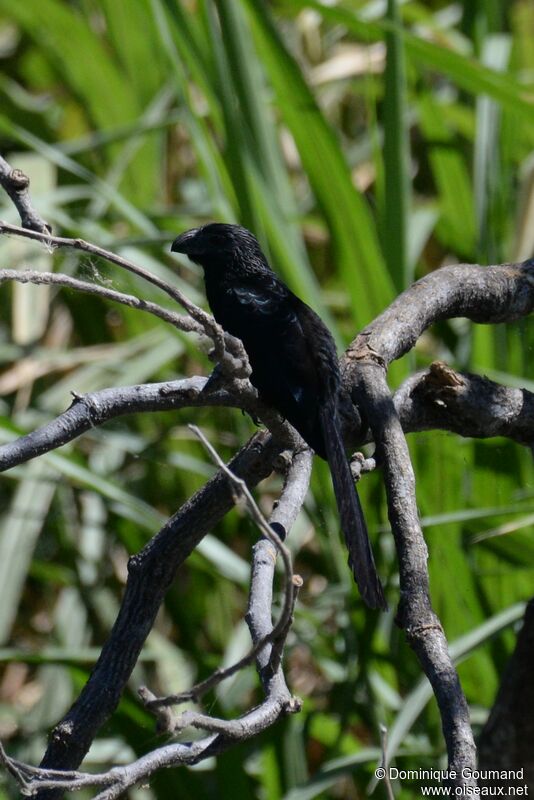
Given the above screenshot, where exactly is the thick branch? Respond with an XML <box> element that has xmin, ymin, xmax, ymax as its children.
<box><xmin>394</xmin><ymin>362</ymin><xmax>534</xmax><ymax>446</ymax></box>
<box><xmin>36</xmin><ymin>432</ymin><xmax>282</xmax><ymax>797</ymax></box>
<box><xmin>354</xmin><ymin>365</ymin><xmax>477</xmax><ymax>788</ymax></box>
<box><xmin>339</xmin><ymin>261</ymin><xmax>534</xmax><ymax>788</ymax></box>
<box><xmin>345</xmin><ymin>260</ymin><xmax>534</xmax><ymax>367</ymax></box>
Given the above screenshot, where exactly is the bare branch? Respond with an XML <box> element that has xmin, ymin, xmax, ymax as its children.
<box><xmin>0</xmin><ymin>156</ymin><xmax>51</xmax><ymax>233</ymax></box>
<box><xmin>394</xmin><ymin>362</ymin><xmax>534</xmax><ymax>446</ymax></box>
<box><xmin>337</xmin><ymin>260</ymin><xmax>534</xmax><ymax>791</ymax></box>
<box><xmin>32</xmin><ymin>432</ymin><xmax>281</xmax><ymax>797</ymax></box>
<box><xmin>0</xmin><ymin>375</ymin><xmax>305</xmax><ymax>473</ymax></box>
<box><xmin>0</xmin><ymin>692</ymin><xmax>302</xmax><ymax>800</ymax></box>
<box><xmin>143</xmin><ymin>426</ymin><xmax>304</xmax><ymax>715</ymax></box>
<box><xmin>0</xmin><ymin>218</ymin><xmax>250</xmax><ymax>375</ymax></box>
<box><xmin>352</xmin><ymin>363</ymin><xmax>477</xmax><ymax>790</ymax></box>
<box><xmin>0</xmin><ymin>268</ymin><xmax>202</xmax><ymax>333</ymax></box>
<box><xmin>0</xmin><ymin>377</ymin><xmax>226</xmax><ymax>470</ymax></box>
<box><xmin>0</xmin><ymin>740</ymin><xmax>32</xmax><ymax>792</ymax></box>
<box><xmin>345</xmin><ymin>260</ymin><xmax>534</xmax><ymax>368</ymax></box>
<box><xmin>269</xmin><ymin>448</ymin><xmax>313</xmax><ymax>534</ymax></box>
<box><xmin>250</xmin><ymin>448</ymin><xmax>312</xmax><ymax>682</ymax></box>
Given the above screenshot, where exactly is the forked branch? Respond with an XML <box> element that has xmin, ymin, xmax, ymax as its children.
<box><xmin>1</xmin><ymin>156</ymin><xmax>533</xmax><ymax>798</ymax></box>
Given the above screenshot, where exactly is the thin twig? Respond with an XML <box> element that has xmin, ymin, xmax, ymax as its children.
<box><xmin>0</xmin><ymin>268</ymin><xmax>201</xmax><ymax>333</ymax></box>
<box><xmin>378</xmin><ymin>725</ymin><xmax>395</xmax><ymax>800</ymax></box>
<box><xmin>0</xmin><ymin>218</ymin><xmax>251</xmax><ymax>374</ymax></box>
<box><xmin>0</xmin><ymin>741</ymin><xmax>31</xmax><ymax>792</ymax></box>
<box><xmin>190</xmin><ymin>424</ymin><xmax>294</xmax><ymax>589</ymax></box>
<box><xmin>144</xmin><ymin>425</ymin><xmax>302</xmax><ymax>712</ymax></box>
<box><xmin>0</xmin><ymin>219</ymin><xmax>212</xmax><ymax>331</ymax></box>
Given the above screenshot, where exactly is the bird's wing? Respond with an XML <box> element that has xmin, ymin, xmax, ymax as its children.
<box><xmin>230</xmin><ymin>276</ymin><xmax>335</xmax><ymax>374</ymax></box>
<box><xmin>222</xmin><ymin>276</ymin><xmax>325</xmax><ymax>449</ymax></box>
<box><xmin>227</xmin><ymin>277</ymin><xmax>320</xmax><ymax>393</ymax></box>
<box><xmin>285</xmin><ymin>295</ymin><xmax>340</xmax><ymax>400</ymax></box>
<box><xmin>229</xmin><ymin>276</ymin><xmax>386</xmax><ymax>607</ymax></box>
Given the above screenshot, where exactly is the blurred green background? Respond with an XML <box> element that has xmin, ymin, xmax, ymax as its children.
<box><xmin>0</xmin><ymin>1</ymin><xmax>533</xmax><ymax>798</ymax></box>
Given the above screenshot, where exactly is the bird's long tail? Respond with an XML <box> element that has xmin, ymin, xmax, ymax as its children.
<box><xmin>319</xmin><ymin>401</ymin><xmax>387</xmax><ymax>610</ymax></box>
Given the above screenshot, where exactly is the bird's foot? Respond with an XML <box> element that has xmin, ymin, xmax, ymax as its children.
<box><xmin>350</xmin><ymin>452</ymin><xmax>376</xmax><ymax>482</ymax></box>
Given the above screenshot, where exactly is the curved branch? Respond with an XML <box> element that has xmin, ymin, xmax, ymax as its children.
<box><xmin>0</xmin><ymin>268</ymin><xmax>201</xmax><ymax>334</ymax></box>
<box><xmin>0</xmin><ymin>156</ymin><xmax>51</xmax><ymax>234</ymax></box>
<box><xmin>2</xmin><ymin>692</ymin><xmax>301</xmax><ymax>800</ymax></box>
<box><xmin>345</xmin><ymin>260</ymin><xmax>534</xmax><ymax>367</ymax></box>
<box><xmin>0</xmin><ymin>378</ymin><xmax>227</xmax><ymax>470</ymax></box>
<box><xmin>36</xmin><ymin>431</ymin><xmax>282</xmax><ymax>796</ymax></box>
<box><xmin>0</xmin><ymin>219</ymin><xmax>250</xmax><ymax>374</ymax></box>
<box><xmin>339</xmin><ymin>261</ymin><xmax>534</xmax><ymax>789</ymax></box>
<box><xmin>0</xmin><ymin>376</ymin><xmax>304</xmax><ymax>473</ymax></box>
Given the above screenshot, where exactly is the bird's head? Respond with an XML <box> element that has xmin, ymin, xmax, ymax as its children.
<box><xmin>171</xmin><ymin>223</ymin><xmax>269</xmax><ymax>273</ymax></box>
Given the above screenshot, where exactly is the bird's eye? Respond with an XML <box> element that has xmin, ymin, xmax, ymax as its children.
<box><xmin>210</xmin><ymin>234</ymin><xmax>233</xmax><ymax>250</ymax></box>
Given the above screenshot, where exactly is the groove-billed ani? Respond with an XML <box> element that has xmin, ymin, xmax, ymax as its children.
<box><xmin>172</xmin><ymin>223</ymin><xmax>386</xmax><ymax>610</ymax></box>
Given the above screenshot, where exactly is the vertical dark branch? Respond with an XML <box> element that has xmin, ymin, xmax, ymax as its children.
<box><xmin>478</xmin><ymin>599</ymin><xmax>534</xmax><ymax>792</ymax></box>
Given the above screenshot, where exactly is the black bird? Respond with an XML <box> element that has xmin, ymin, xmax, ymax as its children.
<box><xmin>172</xmin><ymin>223</ymin><xmax>386</xmax><ymax>610</ymax></box>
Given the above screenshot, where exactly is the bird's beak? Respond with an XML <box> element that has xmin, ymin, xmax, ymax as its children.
<box><xmin>171</xmin><ymin>228</ymin><xmax>200</xmax><ymax>254</ymax></box>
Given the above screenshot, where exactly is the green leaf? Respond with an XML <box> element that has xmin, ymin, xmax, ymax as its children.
<box><xmin>243</xmin><ymin>0</ymin><xmax>395</xmax><ymax>325</ymax></box>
